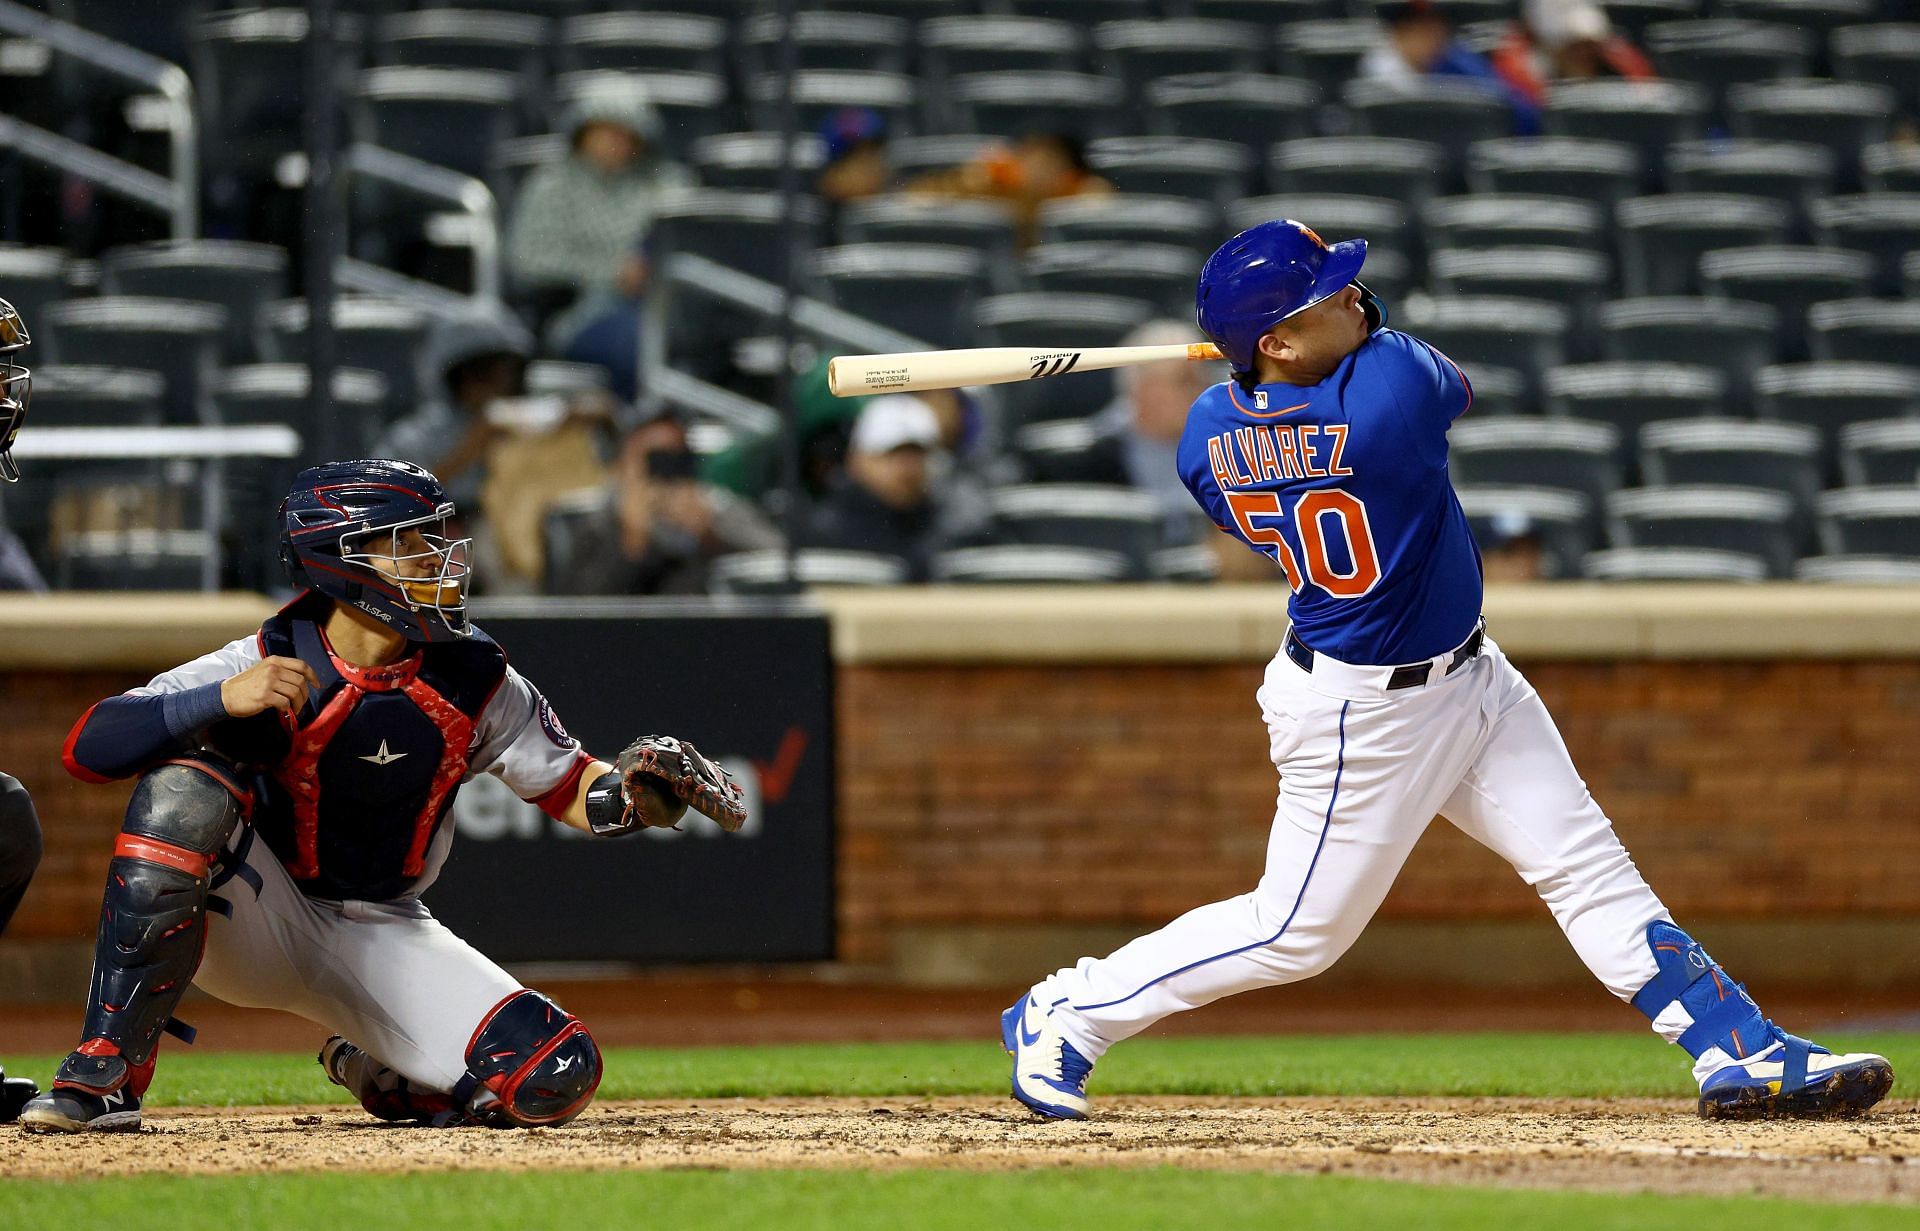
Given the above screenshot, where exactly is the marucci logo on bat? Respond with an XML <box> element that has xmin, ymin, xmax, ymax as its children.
<box><xmin>1029</xmin><ymin>352</ymin><xmax>1083</xmax><ymax>380</ymax></box>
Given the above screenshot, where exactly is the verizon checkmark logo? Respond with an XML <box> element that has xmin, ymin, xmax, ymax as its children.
<box><xmin>752</xmin><ymin>727</ymin><xmax>809</xmax><ymax>807</ymax></box>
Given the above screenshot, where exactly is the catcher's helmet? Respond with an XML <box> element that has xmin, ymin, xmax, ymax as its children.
<box><xmin>0</xmin><ymin>298</ymin><xmax>32</xmax><ymax>483</ymax></box>
<box><xmin>1195</xmin><ymin>219</ymin><xmax>1384</xmax><ymax>375</ymax></box>
<box><xmin>278</xmin><ymin>459</ymin><xmax>473</xmax><ymax>642</ymax></box>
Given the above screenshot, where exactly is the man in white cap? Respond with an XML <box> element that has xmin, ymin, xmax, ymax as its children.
<box><xmin>802</xmin><ymin>394</ymin><xmax>950</xmax><ymax>579</ymax></box>
<box><xmin>1491</xmin><ymin>0</ymin><xmax>1655</xmax><ymax>105</ymax></box>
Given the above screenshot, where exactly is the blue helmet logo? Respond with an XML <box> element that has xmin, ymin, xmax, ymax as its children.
<box><xmin>1196</xmin><ymin>219</ymin><xmax>1375</xmax><ymax>374</ymax></box>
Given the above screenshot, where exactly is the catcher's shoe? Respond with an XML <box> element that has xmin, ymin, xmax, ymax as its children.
<box><xmin>1</xmin><ymin>1067</ymin><xmax>41</xmax><ymax>1123</ymax></box>
<box><xmin>1698</xmin><ymin>1030</ymin><xmax>1894</xmax><ymax>1121</ymax></box>
<box><xmin>318</xmin><ymin>1035</ymin><xmax>357</xmax><ymax>1088</ymax></box>
<box><xmin>18</xmin><ymin>1084</ymin><xmax>141</xmax><ymax>1133</ymax></box>
<box><xmin>1002</xmin><ymin>993</ymin><xmax>1094</xmax><ymax>1120</ymax></box>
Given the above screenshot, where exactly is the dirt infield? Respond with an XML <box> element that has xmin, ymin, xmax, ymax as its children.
<box><xmin>7</xmin><ymin>1096</ymin><xmax>1917</xmax><ymax>1204</ymax></box>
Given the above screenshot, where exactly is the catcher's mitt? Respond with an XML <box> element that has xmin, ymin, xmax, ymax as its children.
<box><xmin>612</xmin><ymin>734</ymin><xmax>748</xmax><ymax>833</ymax></box>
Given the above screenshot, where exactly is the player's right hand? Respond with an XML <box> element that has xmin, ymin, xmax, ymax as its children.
<box><xmin>220</xmin><ymin>656</ymin><xmax>319</xmax><ymax>718</ymax></box>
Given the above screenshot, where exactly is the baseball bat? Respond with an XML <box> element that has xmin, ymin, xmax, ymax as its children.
<box><xmin>827</xmin><ymin>342</ymin><xmax>1224</xmax><ymax>398</ymax></box>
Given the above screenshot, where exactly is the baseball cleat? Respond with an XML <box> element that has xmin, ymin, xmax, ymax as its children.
<box><xmin>18</xmin><ymin>1084</ymin><xmax>142</xmax><ymax>1133</ymax></box>
<box><xmin>1</xmin><ymin>1068</ymin><xmax>40</xmax><ymax>1124</ymax></box>
<box><xmin>1001</xmin><ymin>993</ymin><xmax>1094</xmax><ymax>1120</ymax></box>
<box><xmin>318</xmin><ymin>1035</ymin><xmax>358</xmax><ymax>1089</ymax></box>
<box><xmin>1698</xmin><ymin>1035</ymin><xmax>1894</xmax><ymax>1121</ymax></box>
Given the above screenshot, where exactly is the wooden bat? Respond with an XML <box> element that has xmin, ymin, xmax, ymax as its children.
<box><xmin>827</xmin><ymin>342</ymin><xmax>1224</xmax><ymax>398</ymax></box>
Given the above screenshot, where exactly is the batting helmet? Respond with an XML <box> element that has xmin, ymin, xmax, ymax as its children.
<box><xmin>1195</xmin><ymin>219</ymin><xmax>1384</xmax><ymax>374</ymax></box>
<box><xmin>278</xmin><ymin>459</ymin><xmax>473</xmax><ymax>642</ymax></box>
<box><xmin>0</xmin><ymin>298</ymin><xmax>32</xmax><ymax>483</ymax></box>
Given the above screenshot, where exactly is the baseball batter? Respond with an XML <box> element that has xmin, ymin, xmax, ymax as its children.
<box><xmin>1002</xmin><ymin>220</ymin><xmax>1895</xmax><ymax>1122</ymax></box>
<box><xmin>0</xmin><ymin>298</ymin><xmax>47</xmax><ymax>1123</ymax></box>
<box><xmin>21</xmin><ymin>459</ymin><xmax>747</xmax><ymax>1132</ymax></box>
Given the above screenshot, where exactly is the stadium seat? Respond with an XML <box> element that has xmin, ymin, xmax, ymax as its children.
<box><xmin>1456</xmin><ymin>364</ymin><xmax>1527</xmax><ymax>418</ymax></box>
<box><xmin>1808</xmin><ymin>300</ymin><xmax>1920</xmax><ymax>366</ymax></box>
<box><xmin>1085</xmin><ymin>137</ymin><xmax>1250</xmax><ymax>209</ymax></box>
<box><xmin>942</xmin><ymin>72</ymin><xmax>1125</xmax><ymax>140</ymax></box>
<box><xmin>1583</xmin><ymin>546</ymin><xmax>1770</xmax><ymax>581</ymax></box>
<box><xmin>377</xmin><ymin>10</ymin><xmax>551</xmax><ymax>80</ymax></box>
<box><xmin>213</xmin><ymin>365</ymin><xmax>390</xmax><ymax>459</ymax></box>
<box><xmin>1863</xmin><ymin>142</ymin><xmax>1920</xmax><ymax>193</ymax></box>
<box><xmin>976</xmin><ymin>294</ymin><xmax>1151</xmax><ymax>423</ymax></box>
<box><xmin>1428</xmin><ymin>249</ymin><xmax>1613</xmax><ymax>341</ymax></box>
<box><xmin>838</xmin><ymin>199</ymin><xmax>1018</xmax><ymax>272</ymax></box>
<box><xmin>1002</xmin><ymin>0</ymin><xmax>1153</xmax><ymax>17</ymax></box>
<box><xmin>1755</xmin><ymin>362</ymin><xmax>1920</xmax><ymax>453</ymax></box>
<box><xmin>1012</xmin><ymin>418</ymin><xmax>1110</xmax><ymax>485</ymax></box>
<box><xmin>1598</xmin><ymin>298</ymin><xmax>1777</xmax><ymax>413</ymax></box>
<box><xmin>41</xmin><ymin>299</ymin><xmax>226</xmax><ymax>425</ymax></box>
<box><xmin>1719</xmin><ymin>0</ymin><xmax>1879</xmax><ymax>38</ymax></box>
<box><xmin>1148</xmin><ymin>75</ymin><xmax>1320</xmax><ymax>160</ymax></box>
<box><xmin>1831</xmin><ymin>24</ymin><xmax>1920</xmax><ymax>119</ymax></box>
<box><xmin>1422</xmin><ymin>196</ymin><xmax>1608</xmax><ymax>253</ymax></box>
<box><xmin>650</xmin><ymin>191</ymin><xmax>824</xmax><ymax>286</ymax></box>
<box><xmin>1228</xmin><ymin>195</ymin><xmax>1412</xmax><ymax>267</ymax></box>
<box><xmin>26</xmin><ymin>367</ymin><xmax>166</xmax><ymax>429</ymax></box>
<box><xmin>1815</xmin><ymin>487</ymin><xmax>1920</xmax><ymax>558</ymax></box>
<box><xmin>1615</xmin><ymin>195</ymin><xmax>1793</xmax><ymax>298</ymax></box>
<box><xmin>1909</xmin><ymin>252</ymin><xmax>1920</xmax><ymax>299</ymax></box>
<box><xmin>1544</xmin><ymin>363</ymin><xmax>1727</xmax><ymax>436</ymax></box>
<box><xmin>1606</xmin><ymin>485</ymin><xmax>1801</xmax><ymax>576</ymax></box>
<box><xmin>1036</xmin><ymin>196</ymin><xmax>1220</xmax><ymax>254</ymax></box>
<box><xmin>739</xmin><ymin>12</ymin><xmax>911</xmax><ymax>77</ymax></box>
<box><xmin>748</xmin><ymin>69</ymin><xmax>915</xmax><ymax>138</ymax></box>
<box><xmin>556</xmin><ymin>71</ymin><xmax>731</xmax><ymax>162</ymax></box>
<box><xmin>1661</xmin><ymin>140</ymin><xmax>1835</xmax><ymax>221</ymax></box>
<box><xmin>1810</xmin><ymin>195</ymin><xmax>1920</xmax><ymax>296</ymax></box>
<box><xmin>1543</xmin><ymin>81</ymin><xmax>1709</xmax><ymax>175</ymax></box>
<box><xmin>1449</xmin><ymin>418</ymin><xmax>1622</xmax><ymax>511</ymax></box>
<box><xmin>1794</xmin><ymin>555</ymin><xmax>1920</xmax><ymax>583</ymax></box>
<box><xmin>354</xmin><ymin>67</ymin><xmax>522</xmax><ymax>180</ymax></box>
<box><xmin>1191</xmin><ymin>0</ymin><xmax>1347</xmax><ymax>22</ymax></box>
<box><xmin>688</xmin><ymin>133</ymin><xmax>826</xmax><ymax>194</ymax></box>
<box><xmin>1268</xmin><ymin>138</ymin><xmax>1448</xmax><ymax>207</ymax></box>
<box><xmin>1644</xmin><ymin>20</ymin><xmax>1814</xmax><ymax>112</ymax></box>
<box><xmin>1023</xmin><ymin>242</ymin><xmax>1198</xmax><ymax>315</ymax></box>
<box><xmin>1454</xmin><ymin>485</ymin><xmax>1594</xmax><ymax>579</ymax></box>
<box><xmin>1400</xmin><ymin>296</ymin><xmax>1572</xmax><ymax>398</ymax></box>
<box><xmin>1839</xmin><ymin>419</ymin><xmax>1920</xmax><ymax>487</ymax></box>
<box><xmin>917</xmin><ymin>16</ymin><xmax>1086</xmax><ymax>88</ymax></box>
<box><xmin>1092</xmin><ymin>20</ymin><xmax>1264</xmax><ymax>95</ymax></box>
<box><xmin>1603</xmin><ymin>0</ymin><xmax>1705</xmax><ymax>40</ymax></box>
<box><xmin>0</xmin><ymin>247</ymin><xmax>74</xmax><ymax>328</ymax></box>
<box><xmin>1698</xmin><ymin>247</ymin><xmax>1876</xmax><ymax>358</ymax></box>
<box><xmin>888</xmin><ymin>135</ymin><xmax>999</xmax><ymax>183</ymax></box>
<box><xmin>56</xmin><ymin>530</ymin><xmax>217</xmax><ymax>591</ymax></box>
<box><xmin>1639</xmin><ymin>419</ymin><xmax>1823</xmax><ymax>508</ymax></box>
<box><xmin>985</xmin><ymin>484</ymin><xmax>1164</xmax><ymax>574</ymax></box>
<box><xmin>1276</xmin><ymin>20</ymin><xmax>1379</xmax><ymax>92</ymax></box>
<box><xmin>558</xmin><ymin>13</ymin><xmax>731</xmax><ymax>77</ymax></box>
<box><xmin>1150</xmin><ymin>545</ymin><xmax>1221</xmax><ymax>584</ymax></box>
<box><xmin>708</xmin><ymin>549</ymin><xmax>911</xmax><ymax>594</ymax></box>
<box><xmin>932</xmin><ymin>544</ymin><xmax>1132</xmax><ymax>584</ymax></box>
<box><xmin>813</xmin><ymin>244</ymin><xmax>990</xmax><ymax>350</ymax></box>
<box><xmin>1728</xmin><ymin>79</ymin><xmax>1895</xmax><ymax>181</ymax></box>
<box><xmin>193</xmin><ymin>8</ymin><xmax>364</xmax><ymax>177</ymax></box>
<box><xmin>258</xmin><ymin>298</ymin><xmax>432</xmax><ymax>416</ymax></box>
<box><xmin>1465</xmin><ymin>137</ymin><xmax>1640</xmax><ymax>206</ymax></box>
<box><xmin>99</xmin><ymin>241</ymin><xmax>291</xmax><ymax>366</ymax></box>
<box><xmin>1344</xmin><ymin>78</ymin><xmax>1515</xmax><ymax>174</ymax></box>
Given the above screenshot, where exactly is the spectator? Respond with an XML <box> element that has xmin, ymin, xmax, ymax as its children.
<box><xmin>505</xmin><ymin>85</ymin><xmax>692</xmax><ymax>400</ymax></box>
<box><xmin>801</xmin><ymin>394</ymin><xmax>956</xmax><ymax>580</ymax></box>
<box><xmin>1478</xmin><ymin>510</ymin><xmax>1550</xmax><ymax>582</ymax></box>
<box><xmin>909</xmin><ymin>132</ymin><xmax>1113</xmax><ymax>249</ymax></box>
<box><xmin>376</xmin><ymin>307</ymin><xmax>538</xmax><ymax>515</ymax></box>
<box><xmin>1361</xmin><ymin>0</ymin><xmax>1542</xmax><ymax>135</ymax></box>
<box><xmin>816</xmin><ymin>107</ymin><xmax>892</xmax><ymax>239</ymax></box>
<box><xmin>1491</xmin><ymin>0</ymin><xmax>1655</xmax><ymax>106</ymax></box>
<box><xmin>1085</xmin><ymin>321</ymin><xmax>1227</xmax><ymax>547</ymax></box>
<box><xmin>544</xmin><ymin>408</ymin><xmax>782</xmax><ymax>596</ymax></box>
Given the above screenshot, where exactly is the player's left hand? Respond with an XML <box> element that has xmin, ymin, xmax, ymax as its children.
<box><xmin>615</xmin><ymin>735</ymin><xmax>747</xmax><ymax>832</ymax></box>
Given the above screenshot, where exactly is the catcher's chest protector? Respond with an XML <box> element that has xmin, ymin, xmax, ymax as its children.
<box><xmin>219</xmin><ymin>593</ymin><xmax>506</xmax><ymax>901</ymax></box>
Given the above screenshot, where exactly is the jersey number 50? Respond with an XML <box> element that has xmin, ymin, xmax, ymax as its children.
<box><xmin>1224</xmin><ymin>489</ymin><xmax>1381</xmax><ymax>598</ymax></box>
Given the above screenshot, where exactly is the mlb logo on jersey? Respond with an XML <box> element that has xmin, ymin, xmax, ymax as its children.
<box><xmin>1254</xmin><ymin>390</ymin><xmax>1268</xmax><ymax>410</ymax></box>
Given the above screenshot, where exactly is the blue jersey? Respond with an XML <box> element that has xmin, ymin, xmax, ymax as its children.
<box><xmin>1176</xmin><ymin>328</ymin><xmax>1482</xmax><ymax>666</ymax></box>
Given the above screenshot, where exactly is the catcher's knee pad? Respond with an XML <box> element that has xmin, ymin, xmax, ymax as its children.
<box><xmin>1631</xmin><ymin>921</ymin><xmax>1770</xmax><ymax>1061</ymax></box>
<box><xmin>0</xmin><ymin>771</ymin><xmax>43</xmax><ymax>934</ymax></box>
<box><xmin>74</xmin><ymin>762</ymin><xmax>242</xmax><ymax>1076</ymax></box>
<box><xmin>454</xmin><ymin>990</ymin><xmax>602</xmax><ymax>1128</ymax></box>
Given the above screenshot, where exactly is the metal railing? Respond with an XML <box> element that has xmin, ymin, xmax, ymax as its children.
<box><xmin>346</xmin><ymin>143</ymin><xmax>501</xmax><ymax>303</ymax></box>
<box><xmin>0</xmin><ymin>0</ymin><xmax>197</xmax><ymax>236</ymax></box>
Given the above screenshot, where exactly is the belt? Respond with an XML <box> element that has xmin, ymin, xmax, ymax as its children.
<box><xmin>1285</xmin><ymin>620</ymin><xmax>1486</xmax><ymax>690</ymax></box>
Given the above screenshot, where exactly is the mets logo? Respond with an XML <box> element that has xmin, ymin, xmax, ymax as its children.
<box><xmin>1291</xmin><ymin>221</ymin><xmax>1330</xmax><ymax>251</ymax></box>
<box><xmin>1029</xmin><ymin>352</ymin><xmax>1082</xmax><ymax>379</ymax></box>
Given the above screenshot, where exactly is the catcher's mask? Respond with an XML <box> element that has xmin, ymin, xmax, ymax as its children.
<box><xmin>279</xmin><ymin>459</ymin><xmax>474</xmax><ymax>642</ymax></box>
<box><xmin>0</xmin><ymin>298</ymin><xmax>31</xmax><ymax>483</ymax></box>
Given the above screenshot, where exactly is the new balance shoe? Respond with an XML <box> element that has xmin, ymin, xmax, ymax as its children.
<box><xmin>1698</xmin><ymin>1030</ymin><xmax>1894</xmax><ymax>1121</ymax></box>
<box><xmin>18</xmin><ymin>1084</ymin><xmax>141</xmax><ymax>1133</ymax></box>
<box><xmin>1001</xmin><ymin>993</ymin><xmax>1094</xmax><ymax>1120</ymax></box>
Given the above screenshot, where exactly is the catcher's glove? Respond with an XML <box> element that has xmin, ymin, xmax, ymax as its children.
<box><xmin>588</xmin><ymin>734</ymin><xmax>747</xmax><ymax>836</ymax></box>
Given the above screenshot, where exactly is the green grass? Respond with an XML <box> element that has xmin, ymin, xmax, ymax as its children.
<box><xmin>1</xmin><ymin>1168</ymin><xmax>1915</xmax><ymax>1231</ymax></box>
<box><xmin>9</xmin><ymin>1031</ymin><xmax>1919</xmax><ymax>1107</ymax></box>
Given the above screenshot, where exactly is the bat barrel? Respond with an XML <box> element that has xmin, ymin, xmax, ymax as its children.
<box><xmin>827</xmin><ymin>343</ymin><xmax>1222</xmax><ymax>398</ymax></box>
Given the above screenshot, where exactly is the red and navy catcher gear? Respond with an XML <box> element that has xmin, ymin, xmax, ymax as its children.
<box><xmin>0</xmin><ymin>297</ymin><xmax>32</xmax><ymax>483</ymax></box>
<box><xmin>279</xmin><ymin>460</ymin><xmax>473</xmax><ymax>642</ymax></box>
<box><xmin>1195</xmin><ymin>219</ymin><xmax>1386</xmax><ymax>376</ymax></box>
<box><xmin>455</xmin><ymin>990</ymin><xmax>602</xmax><ymax>1127</ymax></box>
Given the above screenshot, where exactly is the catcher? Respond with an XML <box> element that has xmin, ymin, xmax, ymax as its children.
<box><xmin>21</xmin><ymin>458</ymin><xmax>746</xmax><ymax>1132</ymax></box>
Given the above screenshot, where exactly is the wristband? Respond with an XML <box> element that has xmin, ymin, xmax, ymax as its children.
<box><xmin>584</xmin><ymin>769</ymin><xmax>631</xmax><ymax>836</ymax></box>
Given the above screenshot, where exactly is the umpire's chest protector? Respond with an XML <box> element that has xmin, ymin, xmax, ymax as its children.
<box><xmin>211</xmin><ymin>593</ymin><xmax>507</xmax><ymax>902</ymax></box>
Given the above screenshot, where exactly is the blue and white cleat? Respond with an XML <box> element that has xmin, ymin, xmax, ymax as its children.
<box><xmin>1001</xmin><ymin>993</ymin><xmax>1094</xmax><ymax>1120</ymax></box>
<box><xmin>1697</xmin><ymin>1030</ymin><xmax>1894</xmax><ymax>1121</ymax></box>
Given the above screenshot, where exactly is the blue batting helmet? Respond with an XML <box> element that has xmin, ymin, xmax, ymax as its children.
<box><xmin>1195</xmin><ymin>219</ymin><xmax>1382</xmax><ymax>374</ymax></box>
<box><xmin>278</xmin><ymin>459</ymin><xmax>473</xmax><ymax>642</ymax></box>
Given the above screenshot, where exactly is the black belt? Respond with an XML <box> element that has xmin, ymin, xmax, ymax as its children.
<box><xmin>1285</xmin><ymin>620</ymin><xmax>1485</xmax><ymax>690</ymax></box>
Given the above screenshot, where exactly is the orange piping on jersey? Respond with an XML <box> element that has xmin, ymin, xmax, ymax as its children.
<box><xmin>1226</xmin><ymin>381</ymin><xmax>1310</xmax><ymax>418</ymax></box>
<box><xmin>1430</xmin><ymin>346</ymin><xmax>1473</xmax><ymax>414</ymax></box>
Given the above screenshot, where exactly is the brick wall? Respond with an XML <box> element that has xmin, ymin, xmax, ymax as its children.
<box><xmin>9</xmin><ymin>660</ymin><xmax>1919</xmax><ymax>970</ymax></box>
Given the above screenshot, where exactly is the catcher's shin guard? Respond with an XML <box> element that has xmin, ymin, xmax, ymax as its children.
<box><xmin>58</xmin><ymin>763</ymin><xmax>241</xmax><ymax>1095</ymax></box>
<box><xmin>453</xmin><ymin>990</ymin><xmax>602</xmax><ymax>1127</ymax></box>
